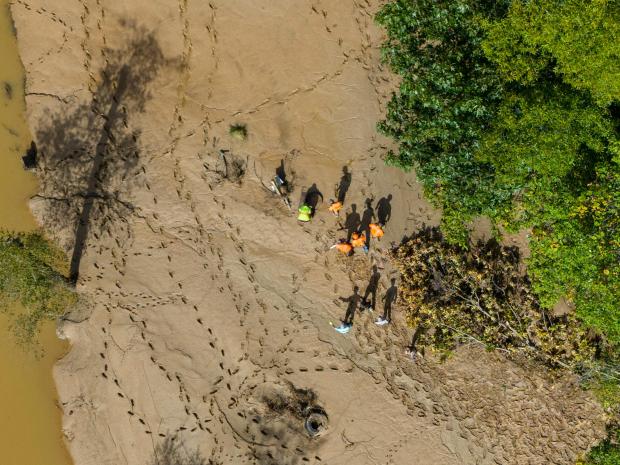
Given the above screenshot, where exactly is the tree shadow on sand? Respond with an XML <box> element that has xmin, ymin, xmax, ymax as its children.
<box><xmin>33</xmin><ymin>23</ymin><xmax>171</xmax><ymax>282</ymax></box>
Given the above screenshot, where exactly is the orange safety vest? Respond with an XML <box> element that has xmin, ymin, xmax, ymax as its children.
<box><xmin>369</xmin><ymin>223</ymin><xmax>384</xmax><ymax>239</ymax></box>
<box><xmin>335</xmin><ymin>242</ymin><xmax>353</xmax><ymax>254</ymax></box>
<box><xmin>351</xmin><ymin>233</ymin><xmax>367</xmax><ymax>248</ymax></box>
<box><xmin>328</xmin><ymin>201</ymin><xmax>343</xmax><ymax>215</ymax></box>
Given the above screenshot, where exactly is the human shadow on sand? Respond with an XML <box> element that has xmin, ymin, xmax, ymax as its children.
<box><xmin>362</xmin><ymin>265</ymin><xmax>381</xmax><ymax>311</ymax></box>
<box><xmin>335</xmin><ymin>166</ymin><xmax>351</xmax><ymax>203</ymax></box>
<box><xmin>380</xmin><ymin>278</ymin><xmax>398</xmax><ymax>322</ymax></box>
<box><xmin>340</xmin><ymin>286</ymin><xmax>361</xmax><ymax>325</ymax></box>
<box><xmin>376</xmin><ymin>194</ymin><xmax>392</xmax><ymax>226</ymax></box>
<box><xmin>343</xmin><ymin>204</ymin><xmax>360</xmax><ymax>242</ymax></box>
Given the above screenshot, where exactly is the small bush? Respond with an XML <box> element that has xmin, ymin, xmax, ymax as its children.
<box><xmin>149</xmin><ymin>435</ymin><xmax>206</xmax><ymax>465</ymax></box>
<box><xmin>0</xmin><ymin>231</ymin><xmax>77</xmax><ymax>347</ymax></box>
<box><xmin>587</xmin><ymin>375</ymin><xmax>620</xmax><ymax>413</ymax></box>
<box><xmin>579</xmin><ymin>433</ymin><xmax>620</xmax><ymax>465</ymax></box>
<box><xmin>229</xmin><ymin>123</ymin><xmax>247</xmax><ymax>141</ymax></box>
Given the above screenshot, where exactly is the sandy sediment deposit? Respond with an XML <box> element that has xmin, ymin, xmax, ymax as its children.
<box><xmin>12</xmin><ymin>1</ymin><xmax>607</xmax><ymax>464</ymax></box>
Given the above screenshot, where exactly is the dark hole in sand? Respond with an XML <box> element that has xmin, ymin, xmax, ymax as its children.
<box><xmin>304</xmin><ymin>408</ymin><xmax>328</xmax><ymax>437</ymax></box>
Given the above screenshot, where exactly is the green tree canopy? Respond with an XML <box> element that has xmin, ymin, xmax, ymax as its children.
<box><xmin>0</xmin><ymin>231</ymin><xmax>76</xmax><ymax>347</ymax></box>
<box><xmin>378</xmin><ymin>1</ymin><xmax>620</xmax><ymax>457</ymax></box>
<box><xmin>477</xmin><ymin>86</ymin><xmax>617</xmax><ymax>228</ymax></box>
<box><xmin>376</xmin><ymin>0</ymin><xmax>512</xmax><ymax>242</ymax></box>
<box><xmin>377</xmin><ymin>0</ymin><xmax>620</xmax><ymax>344</ymax></box>
<box><xmin>483</xmin><ymin>0</ymin><xmax>620</xmax><ymax>105</ymax></box>
<box><xmin>528</xmin><ymin>157</ymin><xmax>620</xmax><ymax>344</ymax></box>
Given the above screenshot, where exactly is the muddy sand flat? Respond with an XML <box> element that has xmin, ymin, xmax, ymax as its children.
<box><xmin>12</xmin><ymin>1</ymin><xmax>606</xmax><ymax>464</ymax></box>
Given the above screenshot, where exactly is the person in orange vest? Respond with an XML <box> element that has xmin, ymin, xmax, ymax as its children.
<box><xmin>328</xmin><ymin>200</ymin><xmax>343</xmax><ymax>216</ymax></box>
<box><xmin>330</xmin><ymin>240</ymin><xmax>353</xmax><ymax>256</ymax></box>
<box><xmin>350</xmin><ymin>232</ymin><xmax>368</xmax><ymax>253</ymax></box>
<box><xmin>369</xmin><ymin>223</ymin><xmax>384</xmax><ymax>240</ymax></box>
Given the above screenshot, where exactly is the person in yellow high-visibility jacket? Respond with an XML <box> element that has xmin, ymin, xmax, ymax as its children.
<box><xmin>298</xmin><ymin>204</ymin><xmax>312</xmax><ymax>222</ymax></box>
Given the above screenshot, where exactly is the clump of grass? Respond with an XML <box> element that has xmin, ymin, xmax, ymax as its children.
<box><xmin>578</xmin><ymin>433</ymin><xmax>620</xmax><ymax>465</ymax></box>
<box><xmin>589</xmin><ymin>377</ymin><xmax>620</xmax><ymax>411</ymax></box>
<box><xmin>0</xmin><ymin>231</ymin><xmax>77</xmax><ymax>348</ymax></box>
<box><xmin>149</xmin><ymin>435</ymin><xmax>206</xmax><ymax>465</ymax></box>
<box><xmin>229</xmin><ymin>123</ymin><xmax>247</xmax><ymax>141</ymax></box>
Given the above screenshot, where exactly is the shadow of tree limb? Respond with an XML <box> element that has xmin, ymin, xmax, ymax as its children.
<box><xmin>33</xmin><ymin>23</ymin><xmax>171</xmax><ymax>282</ymax></box>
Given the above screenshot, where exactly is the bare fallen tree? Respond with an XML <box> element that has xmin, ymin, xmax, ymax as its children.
<box><xmin>393</xmin><ymin>227</ymin><xmax>597</xmax><ymax>368</ymax></box>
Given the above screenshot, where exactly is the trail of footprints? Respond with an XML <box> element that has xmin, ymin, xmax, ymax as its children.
<box><xmin>135</xmin><ymin>184</ymin><xmax>339</xmax><ymax>462</ymax></box>
<box><xmin>62</xmin><ymin>0</ymin><xmax>457</xmax><ymax>462</ymax></box>
<box><xmin>86</xmin><ymin>208</ymin><xmax>329</xmax><ymax>461</ymax></box>
<box><xmin>95</xmin><ymin>285</ymin><xmax>234</xmax><ymax>442</ymax></box>
<box><xmin>13</xmin><ymin>0</ymin><xmax>71</xmax><ymax>29</ymax></box>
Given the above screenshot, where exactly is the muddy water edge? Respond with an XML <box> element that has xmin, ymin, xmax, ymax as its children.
<box><xmin>0</xmin><ymin>2</ymin><xmax>73</xmax><ymax>464</ymax></box>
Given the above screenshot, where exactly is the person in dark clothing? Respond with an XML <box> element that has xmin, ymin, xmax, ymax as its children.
<box><xmin>305</xmin><ymin>183</ymin><xmax>323</xmax><ymax>214</ymax></box>
<box><xmin>340</xmin><ymin>286</ymin><xmax>361</xmax><ymax>325</ymax></box>
<box><xmin>376</xmin><ymin>278</ymin><xmax>397</xmax><ymax>325</ymax></box>
<box><xmin>359</xmin><ymin>198</ymin><xmax>375</xmax><ymax>248</ymax></box>
<box><xmin>343</xmin><ymin>204</ymin><xmax>360</xmax><ymax>242</ymax></box>
<box><xmin>276</xmin><ymin>159</ymin><xmax>287</xmax><ymax>184</ymax></box>
<box><xmin>376</xmin><ymin>194</ymin><xmax>393</xmax><ymax>226</ymax></box>
<box><xmin>362</xmin><ymin>265</ymin><xmax>381</xmax><ymax>311</ymax></box>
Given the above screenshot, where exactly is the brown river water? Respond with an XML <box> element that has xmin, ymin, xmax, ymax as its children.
<box><xmin>0</xmin><ymin>2</ymin><xmax>72</xmax><ymax>464</ymax></box>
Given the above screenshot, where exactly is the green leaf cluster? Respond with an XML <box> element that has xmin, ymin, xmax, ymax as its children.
<box><xmin>579</xmin><ymin>436</ymin><xmax>620</xmax><ymax>465</ymax></box>
<box><xmin>0</xmin><ymin>231</ymin><xmax>76</xmax><ymax>347</ymax></box>
<box><xmin>376</xmin><ymin>0</ymin><xmax>513</xmax><ymax>235</ymax></box>
<box><xmin>483</xmin><ymin>0</ymin><xmax>620</xmax><ymax>105</ymax></box>
<box><xmin>528</xmin><ymin>160</ymin><xmax>620</xmax><ymax>345</ymax></box>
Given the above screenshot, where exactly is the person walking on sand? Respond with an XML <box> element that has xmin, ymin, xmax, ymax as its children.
<box><xmin>298</xmin><ymin>183</ymin><xmax>323</xmax><ymax>222</ymax></box>
<box><xmin>330</xmin><ymin>240</ymin><xmax>353</xmax><ymax>256</ymax></box>
<box><xmin>376</xmin><ymin>278</ymin><xmax>398</xmax><ymax>325</ymax></box>
<box><xmin>335</xmin><ymin>286</ymin><xmax>361</xmax><ymax>333</ymax></box>
<box><xmin>298</xmin><ymin>203</ymin><xmax>312</xmax><ymax>222</ymax></box>
<box><xmin>362</xmin><ymin>265</ymin><xmax>381</xmax><ymax>311</ymax></box>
